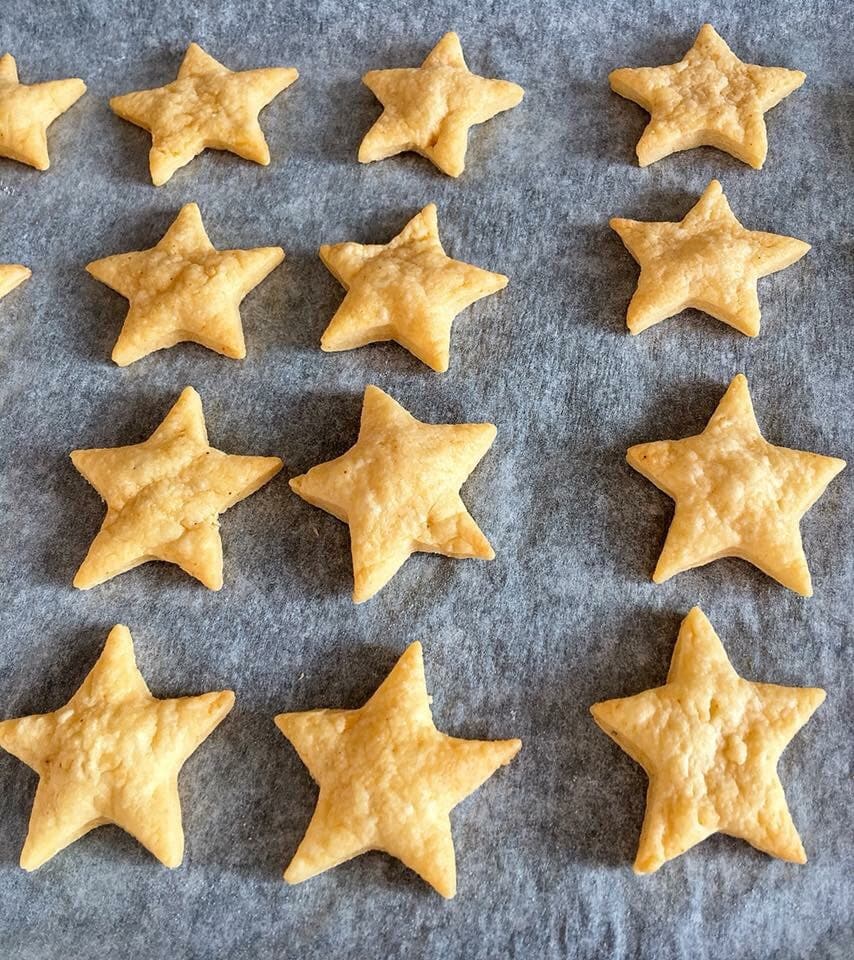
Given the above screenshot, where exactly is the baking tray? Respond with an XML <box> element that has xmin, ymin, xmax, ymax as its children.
<box><xmin>0</xmin><ymin>0</ymin><xmax>850</xmax><ymax>956</ymax></box>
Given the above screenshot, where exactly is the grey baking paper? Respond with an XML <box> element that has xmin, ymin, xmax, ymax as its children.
<box><xmin>0</xmin><ymin>0</ymin><xmax>851</xmax><ymax>957</ymax></box>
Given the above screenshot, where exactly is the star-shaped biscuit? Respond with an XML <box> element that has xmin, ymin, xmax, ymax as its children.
<box><xmin>320</xmin><ymin>204</ymin><xmax>508</xmax><ymax>371</ymax></box>
<box><xmin>611</xmin><ymin>180</ymin><xmax>810</xmax><ymax>336</ymax></box>
<box><xmin>71</xmin><ymin>386</ymin><xmax>282</xmax><ymax>590</ymax></box>
<box><xmin>628</xmin><ymin>375</ymin><xmax>845</xmax><ymax>596</ymax></box>
<box><xmin>610</xmin><ymin>24</ymin><xmax>805</xmax><ymax>168</ymax></box>
<box><xmin>359</xmin><ymin>31</ymin><xmax>523</xmax><ymax>177</ymax></box>
<box><xmin>276</xmin><ymin>641</ymin><xmax>520</xmax><ymax>897</ymax></box>
<box><xmin>0</xmin><ymin>53</ymin><xmax>86</xmax><ymax>170</ymax></box>
<box><xmin>110</xmin><ymin>43</ymin><xmax>298</xmax><ymax>185</ymax></box>
<box><xmin>591</xmin><ymin>607</ymin><xmax>825</xmax><ymax>874</ymax></box>
<box><xmin>290</xmin><ymin>386</ymin><xmax>496</xmax><ymax>603</ymax></box>
<box><xmin>0</xmin><ymin>624</ymin><xmax>234</xmax><ymax>870</ymax></box>
<box><xmin>86</xmin><ymin>203</ymin><xmax>284</xmax><ymax>365</ymax></box>
<box><xmin>0</xmin><ymin>263</ymin><xmax>31</xmax><ymax>302</ymax></box>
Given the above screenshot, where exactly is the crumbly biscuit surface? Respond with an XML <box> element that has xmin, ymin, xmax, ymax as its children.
<box><xmin>609</xmin><ymin>24</ymin><xmax>805</xmax><ymax>168</ymax></box>
<box><xmin>320</xmin><ymin>204</ymin><xmax>507</xmax><ymax>371</ymax></box>
<box><xmin>591</xmin><ymin>607</ymin><xmax>825</xmax><ymax>873</ymax></box>
<box><xmin>627</xmin><ymin>375</ymin><xmax>845</xmax><ymax>595</ymax></box>
<box><xmin>276</xmin><ymin>641</ymin><xmax>520</xmax><ymax>897</ymax></box>
<box><xmin>290</xmin><ymin>385</ymin><xmax>496</xmax><ymax>603</ymax></box>
<box><xmin>0</xmin><ymin>625</ymin><xmax>234</xmax><ymax>870</ymax></box>
<box><xmin>0</xmin><ymin>53</ymin><xmax>85</xmax><ymax>170</ymax></box>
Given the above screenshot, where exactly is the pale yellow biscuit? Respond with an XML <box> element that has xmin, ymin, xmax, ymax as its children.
<box><xmin>0</xmin><ymin>624</ymin><xmax>234</xmax><ymax>870</ymax></box>
<box><xmin>612</xmin><ymin>180</ymin><xmax>809</xmax><ymax>336</ymax></box>
<box><xmin>86</xmin><ymin>202</ymin><xmax>283</xmax><ymax>365</ymax></box>
<box><xmin>0</xmin><ymin>54</ymin><xmax>85</xmax><ymax>170</ymax></box>
<box><xmin>359</xmin><ymin>31</ymin><xmax>523</xmax><ymax>177</ymax></box>
<box><xmin>290</xmin><ymin>385</ymin><xmax>496</xmax><ymax>603</ymax></box>
<box><xmin>610</xmin><ymin>24</ymin><xmax>805</xmax><ymax>168</ymax></box>
<box><xmin>110</xmin><ymin>43</ymin><xmax>298</xmax><ymax>185</ymax></box>
<box><xmin>276</xmin><ymin>641</ymin><xmax>520</xmax><ymax>898</ymax></box>
<box><xmin>591</xmin><ymin>607</ymin><xmax>825</xmax><ymax>874</ymax></box>
<box><xmin>71</xmin><ymin>386</ymin><xmax>282</xmax><ymax>590</ymax></box>
<box><xmin>0</xmin><ymin>263</ymin><xmax>31</xmax><ymax>301</ymax></box>
<box><xmin>320</xmin><ymin>203</ymin><xmax>507</xmax><ymax>371</ymax></box>
<box><xmin>627</xmin><ymin>374</ymin><xmax>845</xmax><ymax>595</ymax></box>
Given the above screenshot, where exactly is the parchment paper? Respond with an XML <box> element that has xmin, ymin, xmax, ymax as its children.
<box><xmin>0</xmin><ymin>1</ymin><xmax>851</xmax><ymax>957</ymax></box>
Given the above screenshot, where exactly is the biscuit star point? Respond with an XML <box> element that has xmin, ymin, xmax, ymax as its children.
<box><xmin>0</xmin><ymin>53</ymin><xmax>86</xmax><ymax>170</ymax></box>
<box><xmin>591</xmin><ymin>608</ymin><xmax>825</xmax><ymax>873</ymax></box>
<box><xmin>0</xmin><ymin>263</ymin><xmax>31</xmax><ymax>302</ymax></box>
<box><xmin>110</xmin><ymin>43</ymin><xmax>298</xmax><ymax>184</ymax></box>
<box><xmin>359</xmin><ymin>32</ymin><xmax>523</xmax><ymax>177</ymax></box>
<box><xmin>276</xmin><ymin>641</ymin><xmax>520</xmax><ymax>896</ymax></box>
<box><xmin>0</xmin><ymin>624</ymin><xmax>234</xmax><ymax>870</ymax></box>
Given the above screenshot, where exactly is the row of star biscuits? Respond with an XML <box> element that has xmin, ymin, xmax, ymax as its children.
<box><xmin>66</xmin><ymin>375</ymin><xmax>843</xmax><ymax>603</ymax></box>
<box><xmin>0</xmin><ymin>609</ymin><xmax>826</xmax><ymax>891</ymax></box>
<box><xmin>0</xmin><ymin>178</ymin><xmax>812</xmax><ymax>373</ymax></box>
<box><xmin>0</xmin><ymin>201</ymin><xmax>505</xmax><ymax>371</ymax></box>
<box><xmin>603</xmin><ymin>20</ymin><xmax>840</xmax><ymax>884</ymax></box>
<box><xmin>0</xmin><ymin>33</ymin><xmax>523</xmax><ymax>183</ymax></box>
<box><xmin>606</xmin><ymin>26</ymin><xmax>846</xmax><ymax>590</ymax></box>
<box><xmin>605</xmin><ymin>30</ymin><xmax>845</xmax><ymax>590</ymax></box>
<box><xmin>91</xmin><ymin>201</ymin><xmax>504</xmax><ymax>372</ymax></box>
<box><xmin>2</xmin><ymin>24</ymin><xmax>805</xmax><ymax>185</ymax></box>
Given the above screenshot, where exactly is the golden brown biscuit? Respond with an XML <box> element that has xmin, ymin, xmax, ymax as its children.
<box><xmin>611</xmin><ymin>180</ymin><xmax>810</xmax><ymax>336</ymax></box>
<box><xmin>0</xmin><ymin>263</ymin><xmax>31</xmax><ymax>301</ymax></box>
<box><xmin>320</xmin><ymin>204</ymin><xmax>508</xmax><ymax>371</ymax></box>
<box><xmin>591</xmin><ymin>607</ymin><xmax>825</xmax><ymax>873</ymax></box>
<box><xmin>110</xmin><ymin>43</ymin><xmax>297</xmax><ymax>185</ymax></box>
<box><xmin>359</xmin><ymin>32</ymin><xmax>523</xmax><ymax>176</ymax></box>
<box><xmin>71</xmin><ymin>386</ymin><xmax>282</xmax><ymax>590</ymax></box>
<box><xmin>86</xmin><ymin>203</ymin><xmax>283</xmax><ymax>365</ymax></box>
<box><xmin>276</xmin><ymin>641</ymin><xmax>520</xmax><ymax>897</ymax></box>
<box><xmin>610</xmin><ymin>24</ymin><xmax>805</xmax><ymax>168</ymax></box>
<box><xmin>0</xmin><ymin>624</ymin><xmax>234</xmax><ymax>870</ymax></box>
<box><xmin>0</xmin><ymin>54</ymin><xmax>85</xmax><ymax>170</ymax></box>
<box><xmin>290</xmin><ymin>385</ymin><xmax>496</xmax><ymax>603</ymax></box>
<box><xmin>627</xmin><ymin>374</ymin><xmax>845</xmax><ymax>595</ymax></box>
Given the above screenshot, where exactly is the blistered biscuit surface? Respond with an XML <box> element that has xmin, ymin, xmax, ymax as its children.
<box><xmin>627</xmin><ymin>375</ymin><xmax>845</xmax><ymax>595</ymax></box>
<box><xmin>609</xmin><ymin>24</ymin><xmax>805</xmax><ymax>168</ymax></box>
<box><xmin>359</xmin><ymin>32</ymin><xmax>523</xmax><ymax>177</ymax></box>
<box><xmin>0</xmin><ymin>625</ymin><xmax>234</xmax><ymax>870</ymax></box>
<box><xmin>290</xmin><ymin>385</ymin><xmax>496</xmax><ymax>603</ymax></box>
<box><xmin>591</xmin><ymin>608</ymin><xmax>825</xmax><ymax>874</ymax></box>
<box><xmin>276</xmin><ymin>641</ymin><xmax>520</xmax><ymax>897</ymax></box>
